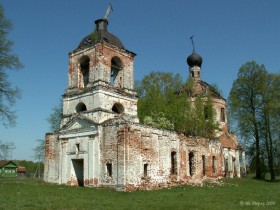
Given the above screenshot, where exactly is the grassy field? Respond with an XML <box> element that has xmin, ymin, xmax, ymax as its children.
<box><xmin>0</xmin><ymin>178</ymin><xmax>279</xmax><ymax>210</ymax></box>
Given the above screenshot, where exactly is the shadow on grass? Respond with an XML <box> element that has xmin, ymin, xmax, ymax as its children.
<box><xmin>248</xmin><ymin>173</ymin><xmax>280</xmax><ymax>183</ymax></box>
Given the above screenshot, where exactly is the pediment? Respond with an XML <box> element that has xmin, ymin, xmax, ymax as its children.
<box><xmin>59</xmin><ymin>116</ymin><xmax>98</xmax><ymax>137</ymax></box>
<box><xmin>66</xmin><ymin>118</ymin><xmax>95</xmax><ymax>130</ymax></box>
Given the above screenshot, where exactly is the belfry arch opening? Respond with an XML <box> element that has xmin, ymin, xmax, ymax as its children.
<box><xmin>76</xmin><ymin>102</ymin><xmax>87</xmax><ymax>113</ymax></box>
<box><xmin>112</xmin><ymin>103</ymin><xmax>124</xmax><ymax>114</ymax></box>
<box><xmin>110</xmin><ymin>57</ymin><xmax>122</xmax><ymax>86</ymax></box>
<box><xmin>80</xmin><ymin>56</ymin><xmax>90</xmax><ymax>87</ymax></box>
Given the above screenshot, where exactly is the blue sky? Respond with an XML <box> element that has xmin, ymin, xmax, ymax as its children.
<box><xmin>1</xmin><ymin>0</ymin><xmax>279</xmax><ymax>161</ymax></box>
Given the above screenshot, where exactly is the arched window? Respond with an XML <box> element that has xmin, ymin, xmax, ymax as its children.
<box><xmin>110</xmin><ymin>57</ymin><xmax>122</xmax><ymax>86</ymax></box>
<box><xmin>76</xmin><ymin>102</ymin><xmax>87</xmax><ymax>113</ymax></box>
<box><xmin>112</xmin><ymin>103</ymin><xmax>124</xmax><ymax>114</ymax></box>
<box><xmin>80</xmin><ymin>56</ymin><xmax>90</xmax><ymax>87</ymax></box>
<box><xmin>191</xmin><ymin>71</ymin><xmax>195</xmax><ymax>78</ymax></box>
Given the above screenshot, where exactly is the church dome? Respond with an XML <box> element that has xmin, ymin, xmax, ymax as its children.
<box><xmin>187</xmin><ymin>52</ymin><xmax>203</xmax><ymax>67</ymax></box>
<box><xmin>74</xmin><ymin>19</ymin><xmax>125</xmax><ymax>52</ymax></box>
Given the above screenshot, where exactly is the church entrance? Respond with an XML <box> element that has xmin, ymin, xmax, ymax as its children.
<box><xmin>72</xmin><ymin>159</ymin><xmax>84</xmax><ymax>186</ymax></box>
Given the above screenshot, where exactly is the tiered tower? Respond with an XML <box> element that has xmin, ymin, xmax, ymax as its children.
<box><xmin>61</xmin><ymin>18</ymin><xmax>139</xmax><ymax>126</ymax></box>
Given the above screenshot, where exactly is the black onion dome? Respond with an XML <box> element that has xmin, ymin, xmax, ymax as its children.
<box><xmin>73</xmin><ymin>19</ymin><xmax>125</xmax><ymax>52</ymax></box>
<box><xmin>187</xmin><ymin>52</ymin><xmax>203</xmax><ymax>67</ymax></box>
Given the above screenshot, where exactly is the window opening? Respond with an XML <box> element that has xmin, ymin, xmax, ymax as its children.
<box><xmin>76</xmin><ymin>102</ymin><xmax>87</xmax><ymax>113</ymax></box>
<box><xmin>225</xmin><ymin>158</ymin><xmax>228</xmax><ymax>176</ymax></box>
<box><xmin>112</xmin><ymin>103</ymin><xmax>124</xmax><ymax>114</ymax></box>
<box><xmin>204</xmin><ymin>107</ymin><xmax>209</xmax><ymax>119</ymax></box>
<box><xmin>75</xmin><ymin>144</ymin><xmax>80</xmax><ymax>155</ymax></box>
<box><xmin>106</xmin><ymin>163</ymin><xmax>112</xmax><ymax>177</ymax></box>
<box><xmin>171</xmin><ymin>151</ymin><xmax>177</xmax><ymax>175</ymax></box>
<box><xmin>80</xmin><ymin>56</ymin><xmax>90</xmax><ymax>87</ymax></box>
<box><xmin>212</xmin><ymin>156</ymin><xmax>216</xmax><ymax>175</ymax></box>
<box><xmin>189</xmin><ymin>152</ymin><xmax>194</xmax><ymax>176</ymax></box>
<box><xmin>232</xmin><ymin>157</ymin><xmax>236</xmax><ymax>177</ymax></box>
<box><xmin>221</xmin><ymin>108</ymin><xmax>225</xmax><ymax>122</ymax></box>
<box><xmin>144</xmin><ymin>164</ymin><xmax>148</xmax><ymax>177</ymax></box>
<box><xmin>202</xmin><ymin>155</ymin><xmax>206</xmax><ymax>176</ymax></box>
<box><xmin>110</xmin><ymin>57</ymin><xmax>122</xmax><ymax>86</ymax></box>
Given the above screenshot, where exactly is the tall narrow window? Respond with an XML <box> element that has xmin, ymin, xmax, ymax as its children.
<box><xmin>212</xmin><ymin>156</ymin><xmax>216</xmax><ymax>175</ymax></box>
<box><xmin>221</xmin><ymin>108</ymin><xmax>225</xmax><ymax>122</ymax></box>
<box><xmin>80</xmin><ymin>56</ymin><xmax>90</xmax><ymax>87</ymax></box>
<box><xmin>144</xmin><ymin>164</ymin><xmax>148</xmax><ymax>177</ymax></box>
<box><xmin>189</xmin><ymin>152</ymin><xmax>194</xmax><ymax>176</ymax></box>
<box><xmin>204</xmin><ymin>107</ymin><xmax>209</xmax><ymax>119</ymax></box>
<box><xmin>106</xmin><ymin>163</ymin><xmax>112</xmax><ymax>177</ymax></box>
<box><xmin>232</xmin><ymin>157</ymin><xmax>236</xmax><ymax>177</ymax></box>
<box><xmin>111</xmin><ymin>57</ymin><xmax>122</xmax><ymax>86</ymax></box>
<box><xmin>202</xmin><ymin>155</ymin><xmax>206</xmax><ymax>176</ymax></box>
<box><xmin>225</xmin><ymin>158</ymin><xmax>228</xmax><ymax>176</ymax></box>
<box><xmin>171</xmin><ymin>152</ymin><xmax>177</xmax><ymax>175</ymax></box>
<box><xmin>75</xmin><ymin>143</ymin><xmax>80</xmax><ymax>155</ymax></box>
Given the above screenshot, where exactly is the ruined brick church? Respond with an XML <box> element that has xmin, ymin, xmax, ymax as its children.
<box><xmin>44</xmin><ymin>15</ymin><xmax>246</xmax><ymax>191</ymax></box>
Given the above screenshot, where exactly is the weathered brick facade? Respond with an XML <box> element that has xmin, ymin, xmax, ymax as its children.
<box><xmin>44</xmin><ymin>18</ymin><xmax>245</xmax><ymax>191</ymax></box>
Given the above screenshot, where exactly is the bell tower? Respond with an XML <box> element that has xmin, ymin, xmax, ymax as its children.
<box><xmin>61</xmin><ymin>16</ymin><xmax>138</xmax><ymax>126</ymax></box>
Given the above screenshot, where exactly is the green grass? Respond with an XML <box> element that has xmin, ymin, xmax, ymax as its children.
<box><xmin>0</xmin><ymin>178</ymin><xmax>279</xmax><ymax>210</ymax></box>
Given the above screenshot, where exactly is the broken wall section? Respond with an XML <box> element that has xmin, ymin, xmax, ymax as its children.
<box><xmin>99</xmin><ymin>122</ymin><xmax>224</xmax><ymax>191</ymax></box>
<box><xmin>44</xmin><ymin>133</ymin><xmax>60</xmax><ymax>183</ymax></box>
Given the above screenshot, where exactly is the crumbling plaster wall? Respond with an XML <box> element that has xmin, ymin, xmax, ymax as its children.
<box><xmin>223</xmin><ymin>147</ymin><xmax>241</xmax><ymax>178</ymax></box>
<box><xmin>68</xmin><ymin>43</ymin><xmax>135</xmax><ymax>90</ymax></box>
<box><xmin>44</xmin><ymin>131</ymin><xmax>101</xmax><ymax>187</ymax></box>
<box><xmin>99</xmin><ymin>123</ymin><xmax>224</xmax><ymax>191</ymax></box>
<box><xmin>44</xmin><ymin>133</ymin><xmax>60</xmax><ymax>183</ymax></box>
<box><xmin>212</xmin><ymin>97</ymin><xmax>228</xmax><ymax>134</ymax></box>
<box><xmin>44</xmin><ymin>121</ymin><xmax>226</xmax><ymax>191</ymax></box>
<box><xmin>61</xmin><ymin>89</ymin><xmax>138</xmax><ymax>126</ymax></box>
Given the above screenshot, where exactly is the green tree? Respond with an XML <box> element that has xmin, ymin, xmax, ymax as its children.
<box><xmin>260</xmin><ymin>73</ymin><xmax>280</xmax><ymax>181</ymax></box>
<box><xmin>136</xmin><ymin>71</ymin><xmax>218</xmax><ymax>138</ymax></box>
<box><xmin>168</xmin><ymin>86</ymin><xmax>192</xmax><ymax>134</ymax></box>
<box><xmin>0</xmin><ymin>140</ymin><xmax>9</xmax><ymax>159</ymax></box>
<box><xmin>32</xmin><ymin>139</ymin><xmax>45</xmax><ymax>178</ymax></box>
<box><xmin>229</xmin><ymin>61</ymin><xmax>267</xmax><ymax>179</ymax></box>
<box><xmin>135</xmin><ymin>71</ymin><xmax>183</xmax><ymax>123</ymax></box>
<box><xmin>211</xmin><ymin>83</ymin><xmax>224</xmax><ymax>98</ymax></box>
<box><xmin>32</xmin><ymin>139</ymin><xmax>45</xmax><ymax>162</ymax></box>
<box><xmin>0</xmin><ymin>140</ymin><xmax>15</xmax><ymax>159</ymax></box>
<box><xmin>47</xmin><ymin>103</ymin><xmax>62</xmax><ymax>132</ymax></box>
<box><xmin>143</xmin><ymin>112</ymin><xmax>174</xmax><ymax>130</ymax></box>
<box><xmin>0</xmin><ymin>4</ymin><xmax>22</xmax><ymax>127</ymax></box>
